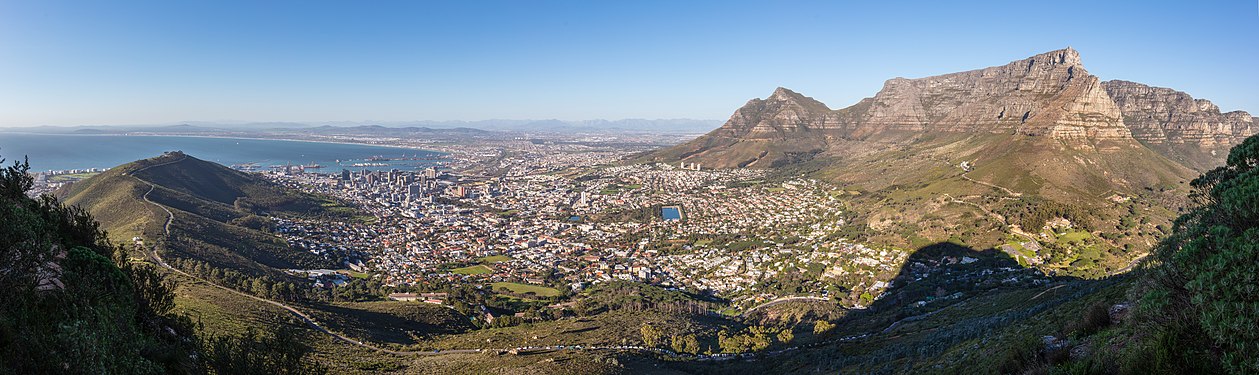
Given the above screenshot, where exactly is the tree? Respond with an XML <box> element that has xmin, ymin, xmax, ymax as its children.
<box><xmin>858</xmin><ymin>292</ymin><xmax>874</xmax><ymax>306</ymax></box>
<box><xmin>203</xmin><ymin>327</ymin><xmax>326</xmax><ymax>375</ymax></box>
<box><xmin>640</xmin><ymin>323</ymin><xmax>663</xmax><ymax>348</ymax></box>
<box><xmin>717</xmin><ymin>330</ymin><xmax>742</xmax><ymax>353</ymax></box>
<box><xmin>776</xmin><ymin>327</ymin><xmax>795</xmax><ymax>344</ymax></box>
<box><xmin>1138</xmin><ymin>135</ymin><xmax>1259</xmax><ymax>374</ymax></box>
<box><xmin>813</xmin><ymin>320</ymin><xmax>835</xmax><ymax>335</ymax></box>
<box><xmin>747</xmin><ymin>326</ymin><xmax>771</xmax><ymax>351</ymax></box>
<box><xmin>671</xmin><ymin>334</ymin><xmax>700</xmax><ymax>355</ymax></box>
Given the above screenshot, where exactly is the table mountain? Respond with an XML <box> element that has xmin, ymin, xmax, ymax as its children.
<box><xmin>646</xmin><ymin>48</ymin><xmax>1252</xmax><ymax>174</ymax></box>
<box><xmin>856</xmin><ymin>47</ymin><xmax>1130</xmax><ymax>140</ymax></box>
<box><xmin>648</xmin><ymin>48</ymin><xmax>1146</xmax><ymax>169</ymax></box>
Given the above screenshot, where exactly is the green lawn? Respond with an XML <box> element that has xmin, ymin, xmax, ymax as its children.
<box><xmin>452</xmin><ymin>265</ymin><xmax>493</xmax><ymax>275</ymax></box>
<box><xmin>478</xmin><ymin>255</ymin><xmax>511</xmax><ymax>263</ymax></box>
<box><xmin>48</xmin><ymin>172</ymin><xmax>101</xmax><ymax>182</ymax></box>
<box><xmin>1003</xmin><ymin>242</ymin><xmax>1036</xmax><ymax>267</ymax></box>
<box><xmin>1058</xmin><ymin>230</ymin><xmax>1093</xmax><ymax>243</ymax></box>
<box><xmin>491</xmin><ymin>282</ymin><xmax>561</xmax><ymax>297</ymax></box>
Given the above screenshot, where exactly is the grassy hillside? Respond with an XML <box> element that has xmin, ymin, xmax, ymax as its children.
<box><xmin>60</xmin><ymin>152</ymin><xmax>352</xmax><ymax>278</ymax></box>
<box><xmin>59</xmin><ymin>169</ymin><xmax>163</xmax><ymax>242</ymax></box>
<box><xmin>303</xmin><ymin>301</ymin><xmax>475</xmax><ymax>346</ymax></box>
<box><xmin>770</xmin><ymin>133</ymin><xmax>1196</xmax><ymax>277</ymax></box>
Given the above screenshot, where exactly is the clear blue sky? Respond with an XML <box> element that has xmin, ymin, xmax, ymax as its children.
<box><xmin>1</xmin><ymin>0</ymin><xmax>1256</xmax><ymax>127</ymax></box>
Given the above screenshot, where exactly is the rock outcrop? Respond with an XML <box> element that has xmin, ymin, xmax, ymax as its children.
<box><xmin>854</xmin><ymin>48</ymin><xmax>1131</xmax><ymax>140</ymax></box>
<box><xmin>1103</xmin><ymin>80</ymin><xmax>1256</xmax><ymax>148</ymax></box>
<box><xmin>708</xmin><ymin>87</ymin><xmax>837</xmax><ymax>140</ymax></box>
<box><xmin>1099</xmin><ymin>80</ymin><xmax>1257</xmax><ymax>169</ymax></box>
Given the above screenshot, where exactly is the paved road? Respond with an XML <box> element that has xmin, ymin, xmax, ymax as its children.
<box><xmin>741</xmin><ymin>296</ymin><xmax>831</xmax><ymax>316</ymax></box>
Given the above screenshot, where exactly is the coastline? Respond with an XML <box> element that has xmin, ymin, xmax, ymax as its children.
<box><xmin>0</xmin><ymin>131</ymin><xmax>447</xmax><ymax>155</ymax></box>
<box><xmin>0</xmin><ymin>132</ymin><xmax>449</xmax><ymax>172</ymax></box>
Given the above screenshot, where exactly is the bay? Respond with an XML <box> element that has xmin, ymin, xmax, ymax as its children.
<box><xmin>0</xmin><ymin>133</ymin><xmax>443</xmax><ymax>172</ymax></box>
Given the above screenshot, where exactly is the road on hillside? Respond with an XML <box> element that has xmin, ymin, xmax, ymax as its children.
<box><xmin>741</xmin><ymin>296</ymin><xmax>831</xmax><ymax>317</ymax></box>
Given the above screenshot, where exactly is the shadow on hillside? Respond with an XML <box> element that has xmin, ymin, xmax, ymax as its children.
<box><xmin>304</xmin><ymin>302</ymin><xmax>475</xmax><ymax>345</ymax></box>
<box><xmin>682</xmin><ymin>242</ymin><xmax>1121</xmax><ymax>374</ymax></box>
<box><xmin>871</xmin><ymin>242</ymin><xmax>1068</xmax><ymax>311</ymax></box>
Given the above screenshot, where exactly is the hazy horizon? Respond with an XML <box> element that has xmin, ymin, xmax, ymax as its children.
<box><xmin>0</xmin><ymin>118</ymin><xmax>724</xmax><ymax>130</ymax></box>
<box><xmin>2</xmin><ymin>1</ymin><xmax>1257</xmax><ymax>127</ymax></box>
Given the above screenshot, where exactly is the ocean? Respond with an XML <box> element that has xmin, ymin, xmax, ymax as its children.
<box><xmin>0</xmin><ymin>133</ymin><xmax>443</xmax><ymax>173</ymax></box>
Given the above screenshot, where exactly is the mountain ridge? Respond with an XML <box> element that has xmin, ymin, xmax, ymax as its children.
<box><xmin>646</xmin><ymin>48</ymin><xmax>1252</xmax><ymax>173</ymax></box>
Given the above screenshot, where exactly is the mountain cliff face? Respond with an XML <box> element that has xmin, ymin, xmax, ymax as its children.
<box><xmin>855</xmin><ymin>48</ymin><xmax>1130</xmax><ymax>140</ymax></box>
<box><xmin>1103</xmin><ymin>80</ymin><xmax>1256</xmax><ymax>169</ymax></box>
<box><xmin>646</xmin><ymin>48</ymin><xmax>1147</xmax><ymax>169</ymax></box>
<box><xmin>646</xmin><ymin>48</ymin><xmax>1253</xmax><ymax>173</ymax></box>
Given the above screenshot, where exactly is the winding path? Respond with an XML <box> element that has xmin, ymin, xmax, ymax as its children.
<box><xmin>960</xmin><ymin>172</ymin><xmax>1022</xmax><ymax>197</ymax></box>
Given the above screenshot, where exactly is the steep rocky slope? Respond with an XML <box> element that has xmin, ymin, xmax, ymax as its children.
<box><xmin>647</xmin><ymin>48</ymin><xmax>1253</xmax><ymax>174</ymax></box>
<box><xmin>648</xmin><ymin>48</ymin><xmax>1143</xmax><ymax>169</ymax></box>
<box><xmin>1103</xmin><ymin>80</ymin><xmax>1257</xmax><ymax>170</ymax></box>
<box><xmin>854</xmin><ymin>47</ymin><xmax>1129</xmax><ymax>140</ymax></box>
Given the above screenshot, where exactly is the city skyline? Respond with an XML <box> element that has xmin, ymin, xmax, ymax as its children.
<box><xmin>2</xmin><ymin>0</ymin><xmax>1257</xmax><ymax>127</ymax></box>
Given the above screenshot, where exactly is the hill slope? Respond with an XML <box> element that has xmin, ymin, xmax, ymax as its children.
<box><xmin>0</xmin><ymin>155</ymin><xmax>201</xmax><ymax>373</ymax></box>
<box><xmin>60</xmin><ymin>151</ymin><xmax>344</xmax><ymax>278</ymax></box>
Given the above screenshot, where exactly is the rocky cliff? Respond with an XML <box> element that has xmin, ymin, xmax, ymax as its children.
<box><xmin>646</xmin><ymin>48</ymin><xmax>1253</xmax><ymax>172</ymax></box>
<box><xmin>1102</xmin><ymin>80</ymin><xmax>1256</xmax><ymax>169</ymax></box>
<box><xmin>854</xmin><ymin>48</ymin><xmax>1130</xmax><ymax>140</ymax></box>
<box><xmin>646</xmin><ymin>48</ymin><xmax>1141</xmax><ymax>168</ymax></box>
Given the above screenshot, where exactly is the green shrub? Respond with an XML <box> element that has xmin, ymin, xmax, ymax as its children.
<box><xmin>1069</xmin><ymin>302</ymin><xmax>1111</xmax><ymax>337</ymax></box>
<box><xmin>1135</xmin><ymin>135</ymin><xmax>1259</xmax><ymax>374</ymax></box>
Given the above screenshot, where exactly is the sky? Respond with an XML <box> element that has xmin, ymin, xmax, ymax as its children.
<box><xmin>0</xmin><ymin>0</ymin><xmax>1256</xmax><ymax>127</ymax></box>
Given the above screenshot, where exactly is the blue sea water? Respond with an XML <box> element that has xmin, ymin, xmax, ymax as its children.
<box><xmin>0</xmin><ymin>133</ymin><xmax>443</xmax><ymax>172</ymax></box>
